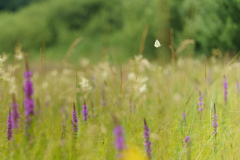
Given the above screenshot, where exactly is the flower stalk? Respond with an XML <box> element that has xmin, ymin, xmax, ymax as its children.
<box><xmin>212</xmin><ymin>103</ymin><xmax>218</xmax><ymax>138</ymax></box>
<box><xmin>72</xmin><ymin>102</ymin><xmax>78</xmax><ymax>137</ymax></box>
<box><xmin>11</xmin><ymin>94</ymin><xmax>20</xmax><ymax>129</ymax></box>
<box><xmin>7</xmin><ymin>109</ymin><xmax>12</xmax><ymax>141</ymax></box>
<box><xmin>144</xmin><ymin>118</ymin><xmax>152</xmax><ymax>159</ymax></box>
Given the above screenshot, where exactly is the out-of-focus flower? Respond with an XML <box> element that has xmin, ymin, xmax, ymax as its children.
<box><xmin>79</xmin><ymin>77</ymin><xmax>92</xmax><ymax>92</ymax></box>
<box><xmin>212</xmin><ymin>103</ymin><xmax>218</xmax><ymax>136</ymax></box>
<box><xmin>135</xmin><ymin>55</ymin><xmax>143</xmax><ymax>63</ymax></box>
<box><xmin>0</xmin><ymin>53</ymin><xmax>8</xmax><ymax>63</ymax></box>
<box><xmin>114</xmin><ymin>125</ymin><xmax>126</xmax><ymax>151</ymax></box>
<box><xmin>94</xmin><ymin>62</ymin><xmax>110</xmax><ymax>80</ymax></box>
<box><xmin>24</xmin><ymin>60</ymin><xmax>35</xmax><ymax>136</ymax></box>
<box><xmin>144</xmin><ymin>118</ymin><xmax>152</xmax><ymax>159</ymax></box>
<box><xmin>7</xmin><ymin>109</ymin><xmax>12</xmax><ymax>141</ymax></box>
<box><xmin>82</xmin><ymin>100</ymin><xmax>88</xmax><ymax>122</ymax></box>
<box><xmin>119</xmin><ymin>147</ymin><xmax>148</xmax><ymax>160</ymax></box>
<box><xmin>72</xmin><ymin>102</ymin><xmax>78</xmax><ymax>135</ymax></box>
<box><xmin>185</xmin><ymin>136</ymin><xmax>190</xmax><ymax>143</ymax></box>
<box><xmin>24</xmin><ymin>71</ymin><xmax>35</xmax><ymax>116</ymax></box>
<box><xmin>11</xmin><ymin>94</ymin><xmax>20</xmax><ymax>129</ymax></box>
<box><xmin>128</xmin><ymin>72</ymin><xmax>149</xmax><ymax>94</ymax></box>
<box><xmin>15</xmin><ymin>44</ymin><xmax>24</xmax><ymax>60</ymax></box>
<box><xmin>134</xmin><ymin>55</ymin><xmax>152</xmax><ymax>71</ymax></box>
<box><xmin>9</xmin><ymin>78</ymin><xmax>17</xmax><ymax>94</ymax></box>
<box><xmin>15</xmin><ymin>53</ymin><xmax>23</xmax><ymax>60</ymax></box>
<box><xmin>198</xmin><ymin>93</ymin><xmax>204</xmax><ymax>112</ymax></box>
<box><xmin>182</xmin><ymin>111</ymin><xmax>186</xmax><ymax>121</ymax></box>
<box><xmin>139</xmin><ymin>84</ymin><xmax>147</xmax><ymax>93</ymax></box>
<box><xmin>128</xmin><ymin>72</ymin><xmax>136</xmax><ymax>81</ymax></box>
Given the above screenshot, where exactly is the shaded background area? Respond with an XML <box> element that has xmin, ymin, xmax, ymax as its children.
<box><xmin>0</xmin><ymin>0</ymin><xmax>240</xmax><ymax>62</ymax></box>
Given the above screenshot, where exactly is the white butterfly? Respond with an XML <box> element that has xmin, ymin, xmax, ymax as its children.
<box><xmin>154</xmin><ymin>39</ymin><xmax>161</xmax><ymax>48</ymax></box>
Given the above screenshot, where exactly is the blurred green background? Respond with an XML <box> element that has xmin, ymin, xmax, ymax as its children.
<box><xmin>0</xmin><ymin>0</ymin><xmax>240</xmax><ymax>62</ymax></box>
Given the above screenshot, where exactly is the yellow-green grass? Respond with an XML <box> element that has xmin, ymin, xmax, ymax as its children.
<box><xmin>1</xmin><ymin>55</ymin><xmax>240</xmax><ymax>159</ymax></box>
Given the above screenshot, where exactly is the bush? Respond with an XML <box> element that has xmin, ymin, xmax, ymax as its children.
<box><xmin>0</xmin><ymin>0</ymin><xmax>123</xmax><ymax>54</ymax></box>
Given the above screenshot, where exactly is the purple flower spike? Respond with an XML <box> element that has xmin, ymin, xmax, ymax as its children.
<box><xmin>223</xmin><ymin>76</ymin><xmax>228</xmax><ymax>105</ymax></box>
<box><xmin>7</xmin><ymin>109</ymin><xmax>12</xmax><ymax>141</ymax></box>
<box><xmin>182</xmin><ymin>111</ymin><xmax>186</xmax><ymax>121</ymax></box>
<box><xmin>24</xmin><ymin>58</ymin><xmax>35</xmax><ymax>136</ymax></box>
<box><xmin>72</xmin><ymin>102</ymin><xmax>78</xmax><ymax>134</ymax></box>
<box><xmin>113</xmin><ymin>125</ymin><xmax>125</xmax><ymax>151</ymax></box>
<box><xmin>82</xmin><ymin>100</ymin><xmax>88</xmax><ymax>122</ymax></box>
<box><xmin>144</xmin><ymin>118</ymin><xmax>152</xmax><ymax>159</ymax></box>
<box><xmin>24</xmin><ymin>70</ymin><xmax>35</xmax><ymax>116</ymax></box>
<box><xmin>198</xmin><ymin>92</ymin><xmax>204</xmax><ymax>112</ymax></box>
<box><xmin>11</xmin><ymin>94</ymin><xmax>20</xmax><ymax>129</ymax></box>
<box><xmin>212</xmin><ymin>103</ymin><xmax>218</xmax><ymax>136</ymax></box>
<box><xmin>185</xmin><ymin>136</ymin><xmax>190</xmax><ymax>143</ymax></box>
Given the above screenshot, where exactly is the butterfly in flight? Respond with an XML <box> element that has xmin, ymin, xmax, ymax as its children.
<box><xmin>154</xmin><ymin>40</ymin><xmax>161</xmax><ymax>48</ymax></box>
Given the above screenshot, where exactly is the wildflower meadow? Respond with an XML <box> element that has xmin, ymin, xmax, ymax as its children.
<box><xmin>1</xmin><ymin>48</ymin><xmax>240</xmax><ymax>160</ymax></box>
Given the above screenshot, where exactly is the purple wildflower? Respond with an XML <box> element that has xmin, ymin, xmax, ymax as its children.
<box><xmin>24</xmin><ymin>59</ymin><xmax>35</xmax><ymax>135</ymax></box>
<box><xmin>11</xmin><ymin>94</ymin><xmax>20</xmax><ymax>129</ymax></box>
<box><xmin>24</xmin><ymin>71</ymin><xmax>35</xmax><ymax>117</ymax></box>
<box><xmin>185</xmin><ymin>136</ymin><xmax>190</xmax><ymax>143</ymax></box>
<box><xmin>198</xmin><ymin>95</ymin><xmax>203</xmax><ymax>106</ymax></box>
<box><xmin>72</xmin><ymin>102</ymin><xmax>78</xmax><ymax>134</ymax></box>
<box><xmin>144</xmin><ymin>118</ymin><xmax>152</xmax><ymax>159</ymax></box>
<box><xmin>24</xmin><ymin>70</ymin><xmax>35</xmax><ymax>116</ymax></box>
<box><xmin>223</xmin><ymin>75</ymin><xmax>228</xmax><ymax>105</ymax></box>
<box><xmin>212</xmin><ymin>103</ymin><xmax>218</xmax><ymax>136</ymax></box>
<box><xmin>7</xmin><ymin>109</ymin><xmax>12</xmax><ymax>141</ymax></box>
<box><xmin>113</xmin><ymin>125</ymin><xmax>125</xmax><ymax>151</ymax></box>
<box><xmin>198</xmin><ymin>92</ymin><xmax>204</xmax><ymax>112</ymax></box>
<box><xmin>182</xmin><ymin>111</ymin><xmax>186</xmax><ymax>121</ymax></box>
<box><xmin>82</xmin><ymin>100</ymin><xmax>88</xmax><ymax>122</ymax></box>
<box><xmin>236</xmin><ymin>80</ymin><xmax>239</xmax><ymax>97</ymax></box>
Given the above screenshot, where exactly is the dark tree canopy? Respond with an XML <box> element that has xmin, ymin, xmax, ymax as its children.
<box><xmin>0</xmin><ymin>0</ymin><xmax>37</xmax><ymax>11</ymax></box>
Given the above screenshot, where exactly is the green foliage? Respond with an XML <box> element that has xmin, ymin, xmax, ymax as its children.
<box><xmin>0</xmin><ymin>0</ymin><xmax>240</xmax><ymax>60</ymax></box>
<box><xmin>0</xmin><ymin>0</ymin><xmax>123</xmax><ymax>52</ymax></box>
<box><xmin>0</xmin><ymin>0</ymin><xmax>37</xmax><ymax>11</ymax></box>
<box><xmin>170</xmin><ymin>0</ymin><xmax>240</xmax><ymax>55</ymax></box>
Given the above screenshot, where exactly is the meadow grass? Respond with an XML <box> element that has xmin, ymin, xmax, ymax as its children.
<box><xmin>1</xmin><ymin>53</ymin><xmax>240</xmax><ymax>159</ymax></box>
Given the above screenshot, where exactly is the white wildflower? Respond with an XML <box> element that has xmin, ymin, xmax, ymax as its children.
<box><xmin>128</xmin><ymin>72</ymin><xmax>136</xmax><ymax>81</ymax></box>
<box><xmin>0</xmin><ymin>53</ymin><xmax>8</xmax><ymax>63</ymax></box>
<box><xmin>15</xmin><ymin>44</ymin><xmax>24</xmax><ymax>60</ymax></box>
<box><xmin>79</xmin><ymin>77</ymin><xmax>92</xmax><ymax>92</ymax></box>
<box><xmin>139</xmin><ymin>84</ymin><xmax>147</xmax><ymax>93</ymax></box>
<box><xmin>15</xmin><ymin>53</ymin><xmax>23</xmax><ymax>60</ymax></box>
<box><xmin>135</xmin><ymin>55</ymin><xmax>143</xmax><ymax>63</ymax></box>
